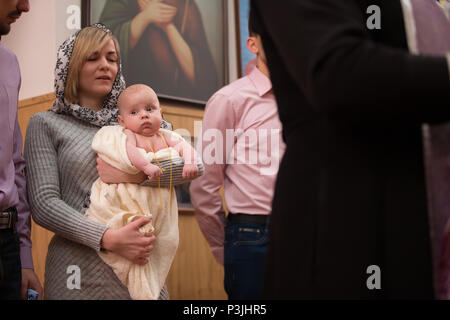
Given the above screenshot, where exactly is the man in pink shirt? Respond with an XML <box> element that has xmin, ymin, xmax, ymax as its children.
<box><xmin>0</xmin><ymin>0</ymin><xmax>42</xmax><ymax>300</ymax></box>
<box><xmin>189</xmin><ymin>8</ymin><xmax>285</xmax><ymax>299</ymax></box>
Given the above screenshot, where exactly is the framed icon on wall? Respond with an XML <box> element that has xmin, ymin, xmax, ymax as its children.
<box><xmin>82</xmin><ymin>0</ymin><xmax>229</xmax><ymax>105</ymax></box>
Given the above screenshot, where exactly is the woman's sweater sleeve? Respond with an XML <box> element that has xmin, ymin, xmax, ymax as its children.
<box><xmin>24</xmin><ymin>115</ymin><xmax>108</xmax><ymax>251</ymax></box>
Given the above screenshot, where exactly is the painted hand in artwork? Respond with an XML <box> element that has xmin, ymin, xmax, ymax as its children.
<box><xmin>138</xmin><ymin>0</ymin><xmax>177</xmax><ymax>29</ymax></box>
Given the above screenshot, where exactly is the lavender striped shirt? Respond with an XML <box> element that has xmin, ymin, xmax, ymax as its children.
<box><xmin>0</xmin><ymin>42</ymin><xmax>33</xmax><ymax>269</ymax></box>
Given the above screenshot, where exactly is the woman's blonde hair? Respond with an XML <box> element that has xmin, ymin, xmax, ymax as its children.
<box><xmin>65</xmin><ymin>26</ymin><xmax>121</xmax><ymax>104</ymax></box>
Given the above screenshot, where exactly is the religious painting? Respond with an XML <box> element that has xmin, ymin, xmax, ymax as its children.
<box><xmin>82</xmin><ymin>0</ymin><xmax>228</xmax><ymax>105</ymax></box>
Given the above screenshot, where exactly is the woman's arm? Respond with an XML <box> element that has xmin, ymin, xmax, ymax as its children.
<box><xmin>99</xmin><ymin>0</ymin><xmax>176</xmax><ymax>66</ymax></box>
<box><xmin>24</xmin><ymin>115</ymin><xmax>108</xmax><ymax>250</ymax></box>
<box><xmin>136</xmin><ymin>0</ymin><xmax>194</xmax><ymax>82</ymax></box>
<box><xmin>97</xmin><ymin>157</ymin><xmax>147</xmax><ymax>184</ymax></box>
<box><xmin>25</xmin><ymin>114</ymin><xmax>155</xmax><ymax>264</ymax></box>
<box><xmin>177</xmin><ymin>1</ymin><xmax>218</xmax><ymax>98</ymax></box>
<box><xmin>161</xmin><ymin>23</ymin><xmax>195</xmax><ymax>83</ymax></box>
<box><xmin>98</xmin><ymin>156</ymin><xmax>204</xmax><ymax>186</ymax></box>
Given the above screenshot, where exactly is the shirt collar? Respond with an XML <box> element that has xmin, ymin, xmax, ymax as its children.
<box><xmin>248</xmin><ymin>65</ymin><xmax>272</xmax><ymax>97</ymax></box>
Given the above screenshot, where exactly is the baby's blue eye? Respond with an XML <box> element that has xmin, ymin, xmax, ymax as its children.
<box><xmin>146</xmin><ymin>107</ymin><xmax>153</xmax><ymax>112</ymax></box>
<box><xmin>130</xmin><ymin>110</ymin><xmax>137</xmax><ymax>115</ymax></box>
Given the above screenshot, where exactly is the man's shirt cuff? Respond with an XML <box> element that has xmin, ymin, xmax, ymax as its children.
<box><xmin>20</xmin><ymin>245</ymin><xmax>34</xmax><ymax>269</ymax></box>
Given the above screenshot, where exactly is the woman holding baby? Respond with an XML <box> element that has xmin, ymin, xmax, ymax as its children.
<box><xmin>24</xmin><ymin>24</ymin><xmax>195</xmax><ymax>299</ymax></box>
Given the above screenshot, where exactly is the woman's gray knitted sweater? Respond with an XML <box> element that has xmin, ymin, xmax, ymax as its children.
<box><xmin>24</xmin><ymin>111</ymin><xmax>172</xmax><ymax>300</ymax></box>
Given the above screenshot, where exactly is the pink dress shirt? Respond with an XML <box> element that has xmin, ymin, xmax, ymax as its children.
<box><xmin>189</xmin><ymin>66</ymin><xmax>285</xmax><ymax>265</ymax></box>
<box><xmin>0</xmin><ymin>42</ymin><xmax>33</xmax><ymax>269</ymax></box>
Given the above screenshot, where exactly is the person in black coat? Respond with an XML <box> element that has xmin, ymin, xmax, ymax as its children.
<box><xmin>251</xmin><ymin>0</ymin><xmax>450</xmax><ymax>299</ymax></box>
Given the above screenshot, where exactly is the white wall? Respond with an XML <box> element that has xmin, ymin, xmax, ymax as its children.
<box><xmin>2</xmin><ymin>0</ymin><xmax>56</xmax><ymax>100</ymax></box>
<box><xmin>55</xmin><ymin>0</ymin><xmax>81</xmax><ymax>50</ymax></box>
<box><xmin>1</xmin><ymin>0</ymin><xmax>237</xmax><ymax>101</ymax></box>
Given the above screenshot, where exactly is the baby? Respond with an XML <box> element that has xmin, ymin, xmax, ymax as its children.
<box><xmin>118</xmin><ymin>84</ymin><xmax>199</xmax><ymax>181</ymax></box>
<box><xmin>84</xmin><ymin>84</ymin><xmax>200</xmax><ymax>300</ymax></box>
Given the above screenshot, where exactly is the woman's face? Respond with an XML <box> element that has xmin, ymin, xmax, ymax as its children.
<box><xmin>78</xmin><ymin>38</ymin><xmax>118</xmax><ymax>105</ymax></box>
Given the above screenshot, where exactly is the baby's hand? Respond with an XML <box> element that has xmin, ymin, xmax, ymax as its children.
<box><xmin>182</xmin><ymin>163</ymin><xmax>198</xmax><ymax>179</ymax></box>
<box><xmin>143</xmin><ymin>163</ymin><xmax>163</xmax><ymax>180</ymax></box>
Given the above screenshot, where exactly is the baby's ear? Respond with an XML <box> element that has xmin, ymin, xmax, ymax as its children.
<box><xmin>118</xmin><ymin>114</ymin><xmax>124</xmax><ymax>125</ymax></box>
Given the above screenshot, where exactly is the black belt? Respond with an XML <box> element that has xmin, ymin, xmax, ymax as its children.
<box><xmin>227</xmin><ymin>213</ymin><xmax>269</xmax><ymax>225</ymax></box>
<box><xmin>0</xmin><ymin>207</ymin><xmax>18</xmax><ymax>230</ymax></box>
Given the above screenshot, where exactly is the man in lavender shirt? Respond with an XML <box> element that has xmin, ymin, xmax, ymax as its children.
<box><xmin>189</xmin><ymin>8</ymin><xmax>285</xmax><ymax>300</ymax></box>
<box><xmin>0</xmin><ymin>0</ymin><xmax>42</xmax><ymax>299</ymax></box>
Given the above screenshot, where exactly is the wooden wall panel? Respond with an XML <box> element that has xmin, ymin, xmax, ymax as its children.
<box><xmin>160</xmin><ymin>100</ymin><xmax>205</xmax><ymax>136</ymax></box>
<box><xmin>167</xmin><ymin>212</ymin><xmax>227</xmax><ymax>300</ymax></box>
<box><xmin>17</xmin><ymin>93</ymin><xmax>227</xmax><ymax>300</ymax></box>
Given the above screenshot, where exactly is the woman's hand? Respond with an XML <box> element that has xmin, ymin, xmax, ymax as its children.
<box><xmin>130</xmin><ymin>0</ymin><xmax>177</xmax><ymax>49</ymax></box>
<box><xmin>96</xmin><ymin>157</ymin><xmax>147</xmax><ymax>184</ymax></box>
<box><xmin>139</xmin><ymin>0</ymin><xmax>177</xmax><ymax>28</ymax></box>
<box><xmin>101</xmin><ymin>217</ymin><xmax>155</xmax><ymax>265</ymax></box>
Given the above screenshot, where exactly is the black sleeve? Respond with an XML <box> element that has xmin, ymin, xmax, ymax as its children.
<box><xmin>252</xmin><ymin>0</ymin><xmax>450</xmax><ymax>124</ymax></box>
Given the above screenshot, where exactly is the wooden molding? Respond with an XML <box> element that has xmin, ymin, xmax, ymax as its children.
<box><xmin>19</xmin><ymin>92</ymin><xmax>55</xmax><ymax>109</ymax></box>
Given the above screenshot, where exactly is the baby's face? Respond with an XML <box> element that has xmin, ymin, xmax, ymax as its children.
<box><xmin>118</xmin><ymin>88</ymin><xmax>162</xmax><ymax>136</ymax></box>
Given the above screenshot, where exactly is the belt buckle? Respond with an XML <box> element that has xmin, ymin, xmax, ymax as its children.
<box><xmin>0</xmin><ymin>208</ymin><xmax>17</xmax><ymax>229</ymax></box>
<box><xmin>10</xmin><ymin>209</ymin><xmax>17</xmax><ymax>229</ymax></box>
<box><xmin>8</xmin><ymin>211</ymin><xmax>16</xmax><ymax>228</ymax></box>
